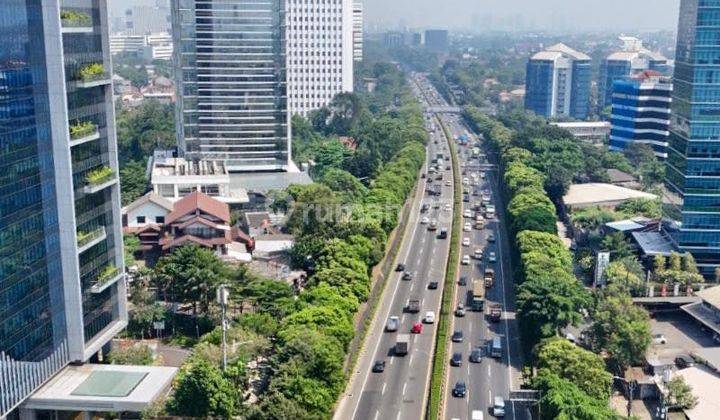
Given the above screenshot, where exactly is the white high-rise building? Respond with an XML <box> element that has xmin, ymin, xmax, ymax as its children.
<box><xmin>353</xmin><ymin>1</ymin><xmax>364</xmax><ymax>62</ymax></box>
<box><xmin>286</xmin><ymin>0</ymin><xmax>355</xmax><ymax>117</ymax></box>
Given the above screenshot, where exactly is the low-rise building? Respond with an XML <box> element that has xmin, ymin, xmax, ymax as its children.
<box><xmin>122</xmin><ymin>192</ymin><xmax>174</xmax><ymax>229</ymax></box>
<box><xmin>160</xmin><ymin>191</ymin><xmax>233</xmax><ymax>254</ymax></box>
<box><xmin>550</xmin><ymin>121</ymin><xmax>611</xmax><ymax>144</ymax></box>
<box><xmin>683</xmin><ymin>286</ymin><xmax>720</xmax><ymax>342</ymax></box>
<box><xmin>562</xmin><ymin>183</ymin><xmax>658</xmax><ymax>211</ymax></box>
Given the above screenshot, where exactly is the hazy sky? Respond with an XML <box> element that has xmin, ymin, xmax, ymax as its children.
<box><xmin>365</xmin><ymin>0</ymin><xmax>681</xmax><ymax>33</ymax></box>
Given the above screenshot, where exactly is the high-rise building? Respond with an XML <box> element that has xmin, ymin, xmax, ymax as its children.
<box><xmin>286</xmin><ymin>0</ymin><xmax>355</xmax><ymax>117</ymax></box>
<box><xmin>171</xmin><ymin>0</ymin><xmax>291</xmax><ymax>172</ymax></box>
<box><xmin>1</xmin><ymin>0</ymin><xmax>126</xmax><ymax>416</ymax></box>
<box><xmin>524</xmin><ymin>43</ymin><xmax>591</xmax><ymax>120</ymax></box>
<box><xmin>353</xmin><ymin>1</ymin><xmax>364</xmax><ymax>62</ymax></box>
<box><xmin>609</xmin><ymin>71</ymin><xmax>672</xmax><ymax>158</ymax></box>
<box><xmin>424</xmin><ymin>29</ymin><xmax>449</xmax><ymax>53</ymax></box>
<box><xmin>384</xmin><ymin>31</ymin><xmax>406</xmax><ymax>47</ymax></box>
<box><xmin>599</xmin><ymin>36</ymin><xmax>670</xmax><ymax>108</ymax></box>
<box><xmin>664</xmin><ymin>0</ymin><xmax>720</xmax><ymax>276</ymax></box>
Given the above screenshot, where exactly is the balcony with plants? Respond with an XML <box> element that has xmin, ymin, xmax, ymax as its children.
<box><xmin>60</xmin><ymin>9</ymin><xmax>93</xmax><ymax>33</ymax></box>
<box><xmin>90</xmin><ymin>264</ymin><xmax>122</xmax><ymax>294</ymax></box>
<box><xmin>76</xmin><ymin>63</ymin><xmax>110</xmax><ymax>88</ymax></box>
<box><xmin>83</xmin><ymin>166</ymin><xmax>117</xmax><ymax>194</ymax></box>
<box><xmin>77</xmin><ymin>225</ymin><xmax>106</xmax><ymax>253</ymax></box>
<box><xmin>69</xmin><ymin>120</ymin><xmax>99</xmax><ymax>146</ymax></box>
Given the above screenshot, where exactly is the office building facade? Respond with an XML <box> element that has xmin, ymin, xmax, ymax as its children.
<box><xmin>599</xmin><ymin>36</ymin><xmax>670</xmax><ymax>108</ymax></box>
<box><xmin>425</xmin><ymin>29</ymin><xmax>449</xmax><ymax>53</ymax></box>
<box><xmin>286</xmin><ymin>0</ymin><xmax>354</xmax><ymax>116</ymax></box>
<box><xmin>352</xmin><ymin>1</ymin><xmax>363</xmax><ymax>62</ymax></box>
<box><xmin>609</xmin><ymin>71</ymin><xmax>672</xmax><ymax>158</ymax></box>
<box><xmin>1</xmin><ymin>0</ymin><xmax>126</xmax><ymax>416</ymax></box>
<box><xmin>524</xmin><ymin>43</ymin><xmax>591</xmax><ymax>120</ymax></box>
<box><xmin>171</xmin><ymin>0</ymin><xmax>291</xmax><ymax>172</ymax></box>
<box><xmin>664</xmin><ymin>0</ymin><xmax>720</xmax><ymax>276</ymax></box>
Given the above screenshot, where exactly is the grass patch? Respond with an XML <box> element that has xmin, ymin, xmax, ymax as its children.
<box><xmin>426</xmin><ymin>118</ymin><xmax>462</xmax><ymax>419</ymax></box>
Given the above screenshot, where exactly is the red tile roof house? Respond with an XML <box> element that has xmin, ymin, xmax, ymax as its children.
<box><xmin>159</xmin><ymin>191</ymin><xmax>235</xmax><ymax>255</ymax></box>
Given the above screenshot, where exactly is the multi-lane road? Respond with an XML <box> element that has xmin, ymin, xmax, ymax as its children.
<box><xmin>335</xmin><ymin>73</ymin><xmax>527</xmax><ymax>420</ymax></box>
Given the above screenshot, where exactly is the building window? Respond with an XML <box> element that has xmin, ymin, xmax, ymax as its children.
<box><xmin>136</xmin><ymin>216</ymin><xmax>146</xmax><ymax>224</ymax></box>
<box><xmin>156</xmin><ymin>216</ymin><xmax>165</xmax><ymax>224</ymax></box>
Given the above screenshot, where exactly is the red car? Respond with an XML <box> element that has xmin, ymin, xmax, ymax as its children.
<box><xmin>411</xmin><ymin>322</ymin><xmax>423</xmax><ymax>334</ymax></box>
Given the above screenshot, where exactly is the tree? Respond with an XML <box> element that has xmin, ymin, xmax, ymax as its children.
<box><xmin>601</xmin><ymin>232</ymin><xmax>634</xmax><ymax>259</ymax></box>
<box><xmin>168</xmin><ymin>358</ymin><xmax>240</xmax><ymax>418</ymax></box>
<box><xmin>683</xmin><ymin>253</ymin><xmax>699</xmax><ymax>275</ymax></box>
<box><xmin>666</xmin><ymin>375</ymin><xmax>698</xmax><ymax>409</ymax></box>
<box><xmin>153</xmin><ymin>245</ymin><xmax>229</xmax><ymax>314</ymax></box>
<box><xmin>654</xmin><ymin>255</ymin><xmax>667</xmax><ymax>275</ymax></box>
<box><xmin>320</xmin><ymin>168</ymin><xmax>368</xmax><ymax>202</ymax></box>
<box><xmin>248</xmin><ymin>391</ymin><xmax>317</xmax><ymax>420</ymax></box>
<box><xmin>123</xmin><ymin>233</ymin><xmax>141</xmax><ymax>267</ymax></box>
<box><xmin>624</xmin><ymin>143</ymin><xmax>656</xmax><ymax>167</ymax></box>
<box><xmin>589</xmin><ymin>293</ymin><xmax>651</xmax><ymax>372</ymax></box>
<box><xmin>604</xmin><ymin>260</ymin><xmax>645</xmax><ymax>297</ymax></box>
<box><xmin>115</xmin><ymin>101</ymin><xmax>175</xmax><ymax>165</ymax></box>
<box><xmin>536</xmin><ymin>338</ymin><xmax>612</xmax><ymax>401</ymax></box>
<box><xmin>533</xmin><ymin>371</ymin><xmax>617</xmax><ymax>420</ymax></box>
<box><xmin>669</xmin><ymin>252</ymin><xmax>683</xmax><ymax>272</ymax></box>
<box><xmin>108</xmin><ymin>344</ymin><xmax>154</xmax><ymax>365</ymax></box>
<box><xmin>119</xmin><ymin>160</ymin><xmax>148</xmax><ymax>205</ymax></box>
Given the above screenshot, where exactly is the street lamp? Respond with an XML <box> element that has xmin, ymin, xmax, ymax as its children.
<box><xmin>216</xmin><ymin>285</ymin><xmax>230</xmax><ymax>370</ymax></box>
<box><xmin>613</xmin><ymin>375</ymin><xmax>636</xmax><ymax>417</ymax></box>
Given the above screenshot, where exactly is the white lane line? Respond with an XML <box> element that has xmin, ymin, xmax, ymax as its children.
<box><xmin>396</xmin><ymin>411</ymin><xmax>401</xmax><ymax>420</ymax></box>
<box><xmin>374</xmin><ymin>411</ymin><xmax>380</xmax><ymax>420</ymax></box>
<box><xmin>389</xmin><ymin>356</ymin><xmax>394</xmax><ymax>365</ymax></box>
<box><xmin>402</xmin><ymin>382</ymin><xmax>407</xmax><ymax>396</ymax></box>
<box><xmin>410</xmin><ymin>282</ymin><xmax>415</xmax><ymax>292</ymax></box>
<box><xmin>487</xmin><ymin>365</ymin><xmax>491</xmax><ymax>378</ymax></box>
<box><xmin>488</xmin><ymin>389</ymin><xmax>492</xmax><ymax>403</ymax></box>
<box><xmin>401</xmin><ymin>314</ymin><xmax>406</xmax><ymax>324</ymax></box>
<box><xmin>381</xmin><ymin>383</ymin><xmax>386</xmax><ymax>396</ymax></box>
<box><xmin>409</xmin><ymin>352</ymin><xmax>415</xmax><ymax>366</ymax></box>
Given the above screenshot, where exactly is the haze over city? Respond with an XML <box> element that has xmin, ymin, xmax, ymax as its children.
<box><xmin>365</xmin><ymin>0</ymin><xmax>681</xmax><ymax>32</ymax></box>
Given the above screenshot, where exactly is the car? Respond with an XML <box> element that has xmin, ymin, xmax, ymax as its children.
<box><xmin>452</xmin><ymin>330</ymin><xmax>464</xmax><ymax>342</ymax></box>
<box><xmin>487</xmin><ymin>233</ymin><xmax>496</xmax><ymax>242</ymax></box>
<box><xmin>493</xmin><ymin>396</ymin><xmax>506</xmax><ymax>417</ymax></box>
<box><xmin>488</xmin><ymin>252</ymin><xmax>497</xmax><ymax>262</ymax></box>
<box><xmin>470</xmin><ymin>347</ymin><xmax>483</xmax><ymax>363</ymax></box>
<box><xmin>421</xmin><ymin>203</ymin><xmax>430</xmax><ymax>213</ymax></box>
<box><xmin>444</xmin><ymin>203</ymin><xmax>452</xmax><ymax>212</ymax></box>
<box><xmin>464</xmin><ymin>209</ymin><xmax>472</xmax><ymax>218</ymax></box>
<box><xmin>411</xmin><ymin>322</ymin><xmax>423</xmax><ymax>334</ymax></box>
<box><xmin>445</xmin><ymin>180</ymin><xmax>452</xmax><ymax>186</ymax></box>
<box><xmin>402</xmin><ymin>271</ymin><xmax>414</xmax><ymax>281</ymax></box>
<box><xmin>462</xmin><ymin>237</ymin><xmax>471</xmax><ymax>247</ymax></box>
<box><xmin>455</xmin><ymin>304</ymin><xmax>466</xmax><ymax>317</ymax></box>
<box><xmin>451</xmin><ymin>351</ymin><xmax>463</xmax><ymax>366</ymax></box>
<box><xmin>385</xmin><ymin>316</ymin><xmax>399</xmax><ymax>332</ymax></box>
<box><xmin>653</xmin><ymin>333</ymin><xmax>668</xmax><ymax>344</ymax></box>
<box><xmin>421</xmin><ymin>216</ymin><xmax>430</xmax><ymax>224</ymax></box>
<box><xmin>372</xmin><ymin>360</ymin><xmax>386</xmax><ymax>373</ymax></box>
<box><xmin>433</xmin><ymin>201</ymin><xmax>441</xmax><ymax>209</ymax></box>
<box><xmin>452</xmin><ymin>381</ymin><xmax>467</xmax><ymax>398</ymax></box>
<box><xmin>464</xmin><ymin>222</ymin><xmax>472</xmax><ymax>232</ymax></box>
<box><xmin>424</xmin><ymin>311</ymin><xmax>436</xmax><ymax>323</ymax></box>
<box><xmin>395</xmin><ymin>263</ymin><xmax>406</xmax><ymax>272</ymax></box>
<box><xmin>471</xmin><ymin>410</ymin><xmax>484</xmax><ymax>420</ymax></box>
<box><xmin>428</xmin><ymin>281</ymin><xmax>439</xmax><ymax>290</ymax></box>
<box><xmin>474</xmin><ymin>248</ymin><xmax>483</xmax><ymax>259</ymax></box>
<box><xmin>458</xmin><ymin>276</ymin><xmax>468</xmax><ymax>286</ymax></box>
<box><xmin>446</xmin><ymin>165</ymin><xmax>451</xmax><ymax>170</ymax></box>
<box><xmin>462</xmin><ymin>255</ymin><xmax>471</xmax><ymax>265</ymax></box>
<box><xmin>675</xmin><ymin>354</ymin><xmax>695</xmax><ymax>369</ymax></box>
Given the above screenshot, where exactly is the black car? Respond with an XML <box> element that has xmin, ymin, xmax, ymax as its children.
<box><xmin>402</xmin><ymin>271</ymin><xmax>414</xmax><ymax>280</ymax></box>
<box><xmin>451</xmin><ymin>352</ymin><xmax>463</xmax><ymax>366</ymax></box>
<box><xmin>458</xmin><ymin>276</ymin><xmax>468</xmax><ymax>286</ymax></box>
<box><xmin>675</xmin><ymin>354</ymin><xmax>695</xmax><ymax>369</ymax></box>
<box><xmin>428</xmin><ymin>281</ymin><xmax>439</xmax><ymax>290</ymax></box>
<box><xmin>372</xmin><ymin>360</ymin><xmax>386</xmax><ymax>373</ymax></box>
<box><xmin>396</xmin><ymin>263</ymin><xmax>406</xmax><ymax>272</ymax></box>
<box><xmin>452</xmin><ymin>330</ymin><xmax>464</xmax><ymax>343</ymax></box>
<box><xmin>488</xmin><ymin>233</ymin><xmax>496</xmax><ymax>242</ymax></box>
<box><xmin>452</xmin><ymin>381</ymin><xmax>467</xmax><ymax>398</ymax></box>
<box><xmin>470</xmin><ymin>347</ymin><xmax>483</xmax><ymax>363</ymax></box>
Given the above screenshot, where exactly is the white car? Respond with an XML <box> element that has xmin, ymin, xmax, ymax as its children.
<box><xmin>464</xmin><ymin>223</ymin><xmax>472</xmax><ymax>232</ymax></box>
<box><xmin>489</xmin><ymin>252</ymin><xmax>497</xmax><ymax>262</ymax></box>
<box><xmin>421</xmin><ymin>216</ymin><xmax>430</xmax><ymax>224</ymax></box>
<box><xmin>462</xmin><ymin>237</ymin><xmax>471</xmax><ymax>247</ymax></box>
<box><xmin>462</xmin><ymin>255</ymin><xmax>471</xmax><ymax>265</ymax></box>
<box><xmin>445</xmin><ymin>180</ymin><xmax>452</xmax><ymax>186</ymax></box>
<box><xmin>474</xmin><ymin>248</ymin><xmax>483</xmax><ymax>259</ymax></box>
<box><xmin>463</xmin><ymin>178</ymin><xmax>469</xmax><ymax>185</ymax></box>
<box><xmin>445</xmin><ymin>203</ymin><xmax>452</xmax><ymax>212</ymax></box>
<box><xmin>463</xmin><ymin>209</ymin><xmax>472</xmax><ymax>218</ymax></box>
<box><xmin>424</xmin><ymin>311</ymin><xmax>436</xmax><ymax>324</ymax></box>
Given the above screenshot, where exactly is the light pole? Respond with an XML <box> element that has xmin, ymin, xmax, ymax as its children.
<box><xmin>613</xmin><ymin>375</ymin><xmax>636</xmax><ymax>417</ymax></box>
<box><xmin>216</xmin><ymin>285</ymin><xmax>230</xmax><ymax>370</ymax></box>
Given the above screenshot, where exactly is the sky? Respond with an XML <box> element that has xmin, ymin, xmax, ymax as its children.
<box><xmin>364</xmin><ymin>0</ymin><xmax>681</xmax><ymax>33</ymax></box>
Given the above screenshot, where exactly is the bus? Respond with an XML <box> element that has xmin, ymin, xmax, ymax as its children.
<box><xmin>471</xmin><ymin>280</ymin><xmax>485</xmax><ymax>311</ymax></box>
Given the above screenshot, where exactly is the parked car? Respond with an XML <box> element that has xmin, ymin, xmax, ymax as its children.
<box><xmin>451</xmin><ymin>351</ymin><xmax>463</xmax><ymax>366</ymax></box>
<box><xmin>372</xmin><ymin>360</ymin><xmax>386</xmax><ymax>372</ymax></box>
<box><xmin>653</xmin><ymin>333</ymin><xmax>667</xmax><ymax>345</ymax></box>
<box><xmin>675</xmin><ymin>354</ymin><xmax>695</xmax><ymax>369</ymax></box>
<box><xmin>385</xmin><ymin>316</ymin><xmax>399</xmax><ymax>332</ymax></box>
<box><xmin>452</xmin><ymin>381</ymin><xmax>467</xmax><ymax>398</ymax></box>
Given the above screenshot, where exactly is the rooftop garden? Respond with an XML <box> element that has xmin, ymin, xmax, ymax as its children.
<box><xmin>69</xmin><ymin>121</ymin><xmax>97</xmax><ymax>140</ymax></box>
<box><xmin>85</xmin><ymin>166</ymin><xmax>115</xmax><ymax>187</ymax></box>
<box><xmin>78</xmin><ymin>63</ymin><xmax>106</xmax><ymax>83</ymax></box>
<box><xmin>60</xmin><ymin>10</ymin><xmax>92</xmax><ymax>27</ymax></box>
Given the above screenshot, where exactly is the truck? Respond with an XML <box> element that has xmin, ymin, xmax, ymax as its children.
<box><xmin>484</xmin><ymin>268</ymin><xmax>495</xmax><ymax>288</ymax></box>
<box><xmin>487</xmin><ymin>303</ymin><xmax>502</xmax><ymax>322</ymax></box>
<box><xmin>395</xmin><ymin>334</ymin><xmax>410</xmax><ymax>356</ymax></box>
<box><xmin>489</xmin><ymin>337</ymin><xmax>502</xmax><ymax>358</ymax></box>
<box><xmin>406</xmin><ymin>299</ymin><xmax>420</xmax><ymax>313</ymax></box>
<box><xmin>471</xmin><ymin>280</ymin><xmax>485</xmax><ymax>311</ymax></box>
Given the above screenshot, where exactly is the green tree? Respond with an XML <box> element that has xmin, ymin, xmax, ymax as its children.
<box><xmin>119</xmin><ymin>160</ymin><xmax>148</xmax><ymax>205</ymax></box>
<box><xmin>168</xmin><ymin>358</ymin><xmax>240</xmax><ymax>418</ymax></box>
<box><xmin>669</xmin><ymin>252</ymin><xmax>682</xmax><ymax>271</ymax></box>
<box><xmin>247</xmin><ymin>391</ymin><xmax>317</xmax><ymax>420</ymax></box>
<box><xmin>601</xmin><ymin>232</ymin><xmax>634</xmax><ymax>259</ymax></box>
<box><xmin>115</xmin><ymin>101</ymin><xmax>175</xmax><ymax>165</ymax></box>
<box><xmin>653</xmin><ymin>255</ymin><xmax>667</xmax><ymax>275</ymax></box>
<box><xmin>666</xmin><ymin>376</ymin><xmax>698</xmax><ymax>410</ymax></box>
<box><xmin>320</xmin><ymin>168</ymin><xmax>368</xmax><ymax>202</ymax></box>
<box><xmin>683</xmin><ymin>253</ymin><xmax>699</xmax><ymax>275</ymax></box>
<box><xmin>536</xmin><ymin>338</ymin><xmax>612</xmax><ymax>401</ymax></box>
<box><xmin>123</xmin><ymin>233</ymin><xmax>141</xmax><ymax>267</ymax></box>
<box><xmin>533</xmin><ymin>371</ymin><xmax>617</xmax><ymax>420</ymax></box>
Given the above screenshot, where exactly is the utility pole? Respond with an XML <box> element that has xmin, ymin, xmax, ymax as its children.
<box><xmin>216</xmin><ymin>285</ymin><xmax>230</xmax><ymax>370</ymax></box>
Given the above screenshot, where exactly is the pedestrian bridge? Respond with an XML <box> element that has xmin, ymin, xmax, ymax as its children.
<box><xmin>427</xmin><ymin>106</ymin><xmax>463</xmax><ymax>113</ymax></box>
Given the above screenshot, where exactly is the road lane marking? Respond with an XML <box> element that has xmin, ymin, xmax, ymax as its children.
<box><xmin>396</xmin><ymin>411</ymin><xmax>401</xmax><ymax>420</ymax></box>
<box><xmin>409</xmin><ymin>353</ymin><xmax>414</xmax><ymax>366</ymax></box>
<box><xmin>402</xmin><ymin>382</ymin><xmax>407</xmax><ymax>396</ymax></box>
<box><xmin>488</xmin><ymin>390</ymin><xmax>492</xmax><ymax>403</ymax></box>
<box><xmin>487</xmin><ymin>365</ymin><xmax>491</xmax><ymax>377</ymax></box>
<box><xmin>374</xmin><ymin>411</ymin><xmax>380</xmax><ymax>420</ymax></box>
<box><xmin>389</xmin><ymin>357</ymin><xmax>394</xmax><ymax>365</ymax></box>
<box><xmin>382</xmin><ymin>383</ymin><xmax>386</xmax><ymax>396</ymax></box>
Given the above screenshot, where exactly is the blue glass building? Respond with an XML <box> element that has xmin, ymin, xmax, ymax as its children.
<box><xmin>609</xmin><ymin>72</ymin><xmax>672</xmax><ymax>158</ymax></box>
<box><xmin>599</xmin><ymin>37</ymin><xmax>670</xmax><ymax>109</ymax></box>
<box><xmin>665</xmin><ymin>0</ymin><xmax>720</xmax><ymax>276</ymax></box>
<box><xmin>524</xmin><ymin>43</ymin><xmax>591</xmax><ymax>120</ymax></box>
<box><xmin>0</xmin><ymin>0</ymin><xmax>126</xmax><ymax>416</ymax></box>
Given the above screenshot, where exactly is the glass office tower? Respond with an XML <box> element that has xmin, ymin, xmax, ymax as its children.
<box><xmin>172</xmin><ymin>0</ymin><xmax>290</xmax><ymax>172</ymax></box>
<box><xmin>665</xmin><ymin>0</ymin><xmax>720</xmax><ymax>276</ymax></box>
<box><xmin>0</xmin><ymin>0</ymin><xmax>126</xmax><ymax>416</ymax></box>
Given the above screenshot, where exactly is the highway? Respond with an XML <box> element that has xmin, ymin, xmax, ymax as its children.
<box><xmin>427</xmin><ymin>88</ymin><xmax>528</xmax><ymax>418</ymax></box>
<box><xmin>334</xmin><ymin>73</ymin><xmax>456</xmax><ymax>420</ymax></box>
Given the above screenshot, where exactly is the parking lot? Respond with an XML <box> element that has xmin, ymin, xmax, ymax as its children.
<box><xmin>648</xmin><ymin>311</ymin><xmax>717</xmax><ymax>364</ymax></box>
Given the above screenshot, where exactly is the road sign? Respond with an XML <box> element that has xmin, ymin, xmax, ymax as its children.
<box><xmin>509</xmin><ymin>389</ymin><xmax>540</xmax><ymax>402</ymax></box>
